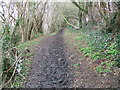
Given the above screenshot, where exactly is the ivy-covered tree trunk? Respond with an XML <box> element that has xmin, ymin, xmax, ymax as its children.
<box><xmin>78</xmin><ymin>2</ymin><xmax>82</xmax><ymax>28</ymax></box>
<box><xmin>115</xmin><ymin>2</ymin><xmax>120</xmax><ymax>31</ymax></box>
<box><xmin>106</xmin><ymin>2</ymin><xmax>120</xmax><ymax>33</ymax></box>
<box><xmin>0</xmin><ymin>26</ymin><xmax>2</xmax><ymax>88</ymax></box>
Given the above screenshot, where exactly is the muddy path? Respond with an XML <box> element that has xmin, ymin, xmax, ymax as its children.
<box><xmin>25</xmin><ymin>28</ymin><xmax>119</xmax><ymax>88</ymax></box>
<box><xmin>25</xmin><ymin>29</ymin><xmax>73</xmax><ymax>88</ymax></box>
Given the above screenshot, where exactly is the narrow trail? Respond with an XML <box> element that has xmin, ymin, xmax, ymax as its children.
<box><xmin>25</xmin><ymin>29</ymin><xmax>119</xmax><ymax>88</ymax></box>
<box><xmin>25</xmin><ymin>29</ymin><xmax>73</xmax><ymax>88</ymax></box>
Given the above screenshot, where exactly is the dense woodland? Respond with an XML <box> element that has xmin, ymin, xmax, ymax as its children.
<box><xmin>0</xmin><ymin>1</ymin><xmax>120</xmax><ymax>88</ymax></box>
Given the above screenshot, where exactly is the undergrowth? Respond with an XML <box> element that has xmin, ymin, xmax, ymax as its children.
<box><xmin>10</xmin><ymin>52</ymin><xmax>32</xmax><ymax>88</ymax></box>
<box><xmin>68</xmin><ymin>25</ymin><xmax>120</xmax><ymax>73</ymax></box>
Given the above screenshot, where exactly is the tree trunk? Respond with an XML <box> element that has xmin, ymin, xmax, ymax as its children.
<box><xmin>28</xmin><ymin>22</ymin><xmax>34</xmax><ymax>40</ymax></box>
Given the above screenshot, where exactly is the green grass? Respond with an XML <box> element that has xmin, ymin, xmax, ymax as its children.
<box><xmin>17</xmin><ymin>32</ymin><xmax>58</xmax><ymax>50</ymax></box>
<box><xmin>77</xmin><ymin>42</ymin><xmax>82</xmax><ymax>45</ymax></box>
<box><xmin>17</xmin><ymin>39</ymin><xmax>40</xmax><ymax>50</ymax></box>
<box><xmin>74</xmin><ymin>36</ymin><xmax>82</xmax><ymax>41</ymax></box>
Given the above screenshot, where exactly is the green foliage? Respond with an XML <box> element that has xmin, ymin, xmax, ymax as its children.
<box><xmin>84</xmin><ymin>29</ymin><xmax>119</xmax><ymax>71</ymax></box>
<box><xmin>82</xmin><ymin>27</ymin><xmax>119</xmax><ymax>60</ymax></box>
<box><xmin>50</xmin><ymin>32</ymin><xmax>56</xmax><ymax>36</ymax></box>
<box><xmin>2</xmin><ymin>24</ymin><xmax>14</xmax><ymax>80</ymax></box>
<box><xmin>1</xmin><ymin>21</ymin><xmax>34</xmax><ymax>87</ymax></box>
<box><xmin>68</xmin><ymin>24</ymin><xmax>119</xmax><ymax>73</ymax></box>
<box><xmin>75</xmin><ymin>73</ymin><xmax>80</xmax><ymax>76</ymax></box>
<box><xmin>80</xmin><ymin>47</ymin><xmax>102</xmax><ymax>60</ymax></box>
<box><xmin>12</xmin><ymin>58</ymin><xmax>32</xmax><ymax>88</ymax></box>
<box><xmin>74</xmin><ymin>36</ymin><xmax>83</xmax><ymax>41</ymax></box>
<box><xmin>80</xmin><ymin>47</ymin><xmax>95</xmax><ymax>53</ymax></box>
<box><xmin>18</xmin><ymin>41</ymin><xmax>39</xmax><ymax>50</ymax></box>
<box><xmin>73</xmin><ymin>63</ymin><xmax>80</xmax><ymax>67</ymax></box>
<box><xmin>96</xmin><ymin>61</ymin><xmax>117</xmax><ymax>73</ymax></box>
<box><xmin>77</xmin><ymin>42</ymin><xmax>82</xmax><ymax>45</ymax></box>
<box><xmin>90</xmin><ymin>52</ymin><xmax>101</xmax><ymax>60</ymax></box>
<box><xmin>96</xmin><ymin>66</ymin><xmax>111</xmax><ymax>73</ymax></box>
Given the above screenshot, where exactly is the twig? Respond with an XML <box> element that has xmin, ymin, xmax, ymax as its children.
<box><xmin>2</xmin><ymin>53</ymin><xmax>20</xmax><ymax>88</ymax></box>
<box><xmin>56</xmin><ymin>5</ymin><xmax>79</xmax><ymax>29</ymax></box>
<box><xmin>62</xmin><ymin>14</ymin><xmax>79</xmax><ymax>29</ymax></box>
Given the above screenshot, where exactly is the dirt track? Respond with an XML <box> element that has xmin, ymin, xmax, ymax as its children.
<box><xmin>25</xmin><ymin>29</ymin><xmax>73</xmax><ymax>88</ymax></box>
<box><xmin>25</xmin><ymin>29</ymin><xmax>119</xmax><ymax>88</ymax></box>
